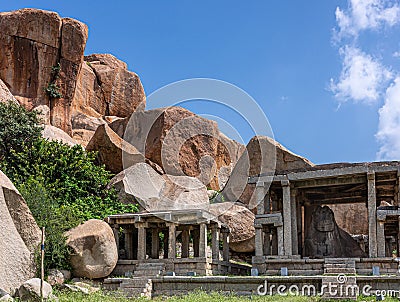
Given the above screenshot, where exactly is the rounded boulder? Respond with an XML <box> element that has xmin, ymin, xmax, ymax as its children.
<box><xmin>66</xmin><ymin>219</ymin><xmax>118</xmax><ymax>279</ymax></box>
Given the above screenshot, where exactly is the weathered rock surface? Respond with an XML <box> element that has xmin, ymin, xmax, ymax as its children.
<box><xmin>66</xmin><ymin>219</ymin><xmax>118</xmax><ymax>279</ymax></box>
<box><xmin>109</xmin><ymin>162</ymin><xmax>210</xmax><ymax>211</ymax></box>
<box><xmin>16</xmin><ymin>278</ymin><xmax>53</xmax><ymax>302</ymax></box>
<box><xmin>0</xmin><ymin>8</ymin><xmax>88</xmax><ymax>134</ymax></box>
<box><xmin>86</xmin><ymin>124</ymin><xmax>145</xmax><ymax>173</ymax></box>
<box><xmin>47</xmin><ymin>269</ymin><xmax>71</xmax><ymax>286</ymax></box>
<box><xmin>304</xmin><ymin>205</ymin><xmax>367</xmax><ymax>258</ymax></box>
<box><xmin>0</xmin><ymin>170</ymin><xmax>41</xmax><ymax>292</ymax></box>
<box><xmin>0</xmin><ymin>79</ymin><xmax>16</xmax><ymax>103</ymax></box>
<box><xmin>42</xmin><ymin>125</ymin><xmax>77</xmax><ymax>147</ymax></box>
<box><xmin>109</xmin><ymin>107</ymin><xmax>245</xmax><ymax>190</ymax></box>
<box><xmin>222</xmin><ymin>135</ymin><xmax>314</xmax><ymax>210</ymax></box>
<box><xmin>0</xmin><ymin>289</ymin><xmax>13</xmax><ymax>301</ymax></box>
<box><xmin>209</xmin><ymin>202</ymin><xmax>255</xmax><ymax>253</ymax></box>
<box><xmin>330</xmin><ymin>203</ymin><xmax>368</xmax><ymax>235</ymax></box>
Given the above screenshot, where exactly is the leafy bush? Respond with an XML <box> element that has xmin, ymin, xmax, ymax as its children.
<box><xmin>0</xmin><ymin>102</ymin><xmax>138</xmax><ymax>270</ymax></box>
<box><xmin>0</xmin><ymin>100</ymin><xmax>43</xmax><ymax>160</ymax></box>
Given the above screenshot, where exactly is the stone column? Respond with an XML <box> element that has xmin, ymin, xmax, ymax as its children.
<box><xmin>263</xmin><ymin>228</ymin><xmax>271</xmax><ymax>256</ymax></box>
<box><xmin>277</xmin><ymin>226</ymin><xmax>284</xmax><ymax>256</ymax></box>
<box><xmin>221</xmin><ymin>229</ymin><xmax>230</xmax><ymax>261</ymax></box>
<box><xmin>112</xmin><ymin>224</ymin><xmax>119</xmax><ymax>251</ymax></box>
<box><xmin>256</xmin><ymin>182</ymin><xmax>265</xmax><ymax>215</ymax></box>
<box><xmin>199</xmin><ymin>223</ymin><xmax>208</xmax><ymax>258</ymax></box>
<box><xmin>291</xmin><ymin>187</ymin><xmax>298</xmax><ymax>255</ymax></box>
<box><xmin>136</xmin><ymin>223</ymin><xmax>146</xmax><ymax>260</ymax></box>
<box><xmin>124</xmin><ymin>227</ymin><xmax>133</xmax><ymax>260</ymax></box>
<box><xmin>181</xmin><ymin>228</ymin><xmax>190</xmax><ymax>258</ymax></box>
<box><xmin>167</xmin><ymin>223</ymin><xmax>176</xmax><ymax>259</ymax></box>
<box><xmin>211</xmin><ymin>224</ymin><xmax>220</xmax><ymax>260</ymax></box>
<box><xmin>151</xmin><ymin>228</ymin><xmax>159</xmax><ymax>259</ymax></box>
<box><xmin>281</xmin><ymin>180</ymin><xmax>292</xmax><ymax>256</ymax></box>
<box><xmin>255</xmin><ymin>225</ymin><xmax>263</xmax><ymax>257</ymax></box>
<box><xmin>368</xmin><ymin>172</ymin><xmax>377</xmax><ymax>258</ymax></box>
<box><xmin>377</xmin><ymin>220</ymin><xmax>386</xmax><ymax>257</ymax></box>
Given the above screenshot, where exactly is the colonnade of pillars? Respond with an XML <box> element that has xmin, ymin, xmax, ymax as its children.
<box><xmin>255</xmin><ymin>171</ymin><xmax>400</xmax><ymax>259</ymax></box>
<box><xmin>112</xmin><ymin>222</ymin><xmax>230</xmax><ymax>261</ymax></box>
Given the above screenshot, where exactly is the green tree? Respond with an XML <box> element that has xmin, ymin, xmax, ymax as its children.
<box><xmin>0</xmin><ymin>101</ymin><xmax>43</xmax><ymax>160</ymax></box>
<box><xmin>0</xmin><ymin>102</ymin><xmax>138</xmax><ymax>270</ymax></box>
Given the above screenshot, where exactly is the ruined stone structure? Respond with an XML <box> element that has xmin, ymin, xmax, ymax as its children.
<box><xmin>251</xmin><ymin>162</ymin><xmax>400</xmax><ymax>276</ymax></box>
<box><xmin>105</xmin><ymin>209</ymin><xmax>249</xmax><ymax>277</ymax></box>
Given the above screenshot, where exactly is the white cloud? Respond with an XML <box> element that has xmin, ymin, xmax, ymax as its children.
<box><xmin>376</xmin><ymin>76</ymin><xmax>400</xmax><ymax>160</ymax></box>
<box><xmin>393</xmin><ymin>51</ymin><xmax>400</xmax><ymax>57</ymax></box>
<box><xmin>330</xmin><ymin>46</ymin><xmax>392</xmax><ymax>104</ymax></box>
<box><xmin>335</xmin><ymin>0</ymin><xmax>400</xmax><ymax>39</ymax></box>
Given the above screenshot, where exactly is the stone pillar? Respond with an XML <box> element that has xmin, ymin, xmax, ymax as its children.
<box><xmin>263</xmin><ymin>228</ymin><xmax>271</xmax><ymax>256</ymax></box>
<box><xmin>368</xmin><ymin>172</ymin><xmax>377</xmax><ymax>258</ymax></box>
<box><xmin>291</xmin><ymin>187</ymin><xmax>298</xmax><ymax>255</ymax></box>
<box><xmin>136</xmin><ymin>223</ymin><xmax>146</xmax><ymax>260</ymax></box>
<box><xmin>199</xmin><ymin>223</ymin><xmax>208</xmax><ymax>258</ymax></box>
<box><xmin>151</xmin><ymin>228</ymin><xmax>160</xmax><ymax>259</ymax></box>
<box><xmin>124</xmin><ymin>227</ymin><xmax>133</xmax><ymax>260</ymax></box>
<box><xmin>256</xmin><ymin>182</ymin><xmax>265</xmax><ymax>215</ymax></box>
<box><xmin>255</xmin><ymin>225</ymin><xmax>263</xmax><ymax>257</ymax></box>
<box><xmin>112</xmin><ymin>224</ymin><xmax>119</xmax><ymax>251</ymax></box>
<box><xmin>211</xmin><ymin>224</ymin><xmax>220</xmax><ymax>260</ymax></box>
<box><xmin>377</xmin><ymin>220</ymin><xmax>386</xmax><ymax>257</ymax></box>
<box><xmin>281</xmin><ymin>180</ymin><xmax>292</xmax><ymax>256</ymax></box>
<box><xmin>277</xmin><ymin>226</ymin><xmax>284</xmax><ymax>256</ymax></box>
<box><xmin>221</xmin><ymin>229</ymin><xmax>230</xmax><ymax>261</ymax></box>
<box><xmin>181</xmin><ymin>228</ymin><xmax>190</xmax><ymax>258</ymax></box>
<box><xmin>167</xmin><ymin>223</ymin><xmax>176</xmax><ymax>259</ymax></box>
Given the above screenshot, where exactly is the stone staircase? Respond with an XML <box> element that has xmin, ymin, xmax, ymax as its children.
<box><xmin>114</xmin><ymin>263</ymin><xmax>166</xmax><ymax>298</ymax></box>
<box><xmin>133</xmin><ymin>262</ymin><xmax>165</xmax><ymax>277</ymax></box>
<box><xmin>322</xmin><ymin>258</ymin><xmax>357</xmax><ymax>300</ymax></box>
<box><xmin>119</xmin><ymin>278</ymin><xmax>153</xmax><ymax>298</ymax></box>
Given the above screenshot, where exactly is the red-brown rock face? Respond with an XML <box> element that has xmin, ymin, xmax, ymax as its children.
<box><xmin>108</xmin><ymin>107</ymin><xmax>245</xmax><ymax>190</ymax></box>
<box><xmin>0</xmin><ymin>9</ymin><xmax>145</xmax><ymax>143</ymax></box>
<box><xmin>0</xmin><ymin>9</ymin><xmax>88</xmax><ymax>134</ymax></box>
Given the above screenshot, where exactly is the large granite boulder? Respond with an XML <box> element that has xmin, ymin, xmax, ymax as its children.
<box><xmin>222</xmin><ymin>135</ymin><xmax>314</xmax><ymax>210</ymax></box>
<box><xmin>16</xmin><ymin>278</ymin><xmax>53</xmax><ymax>302</ymax></box>
<box><xmin>304</xmin><ymin>205</ymin><xmax>367</xmax><ymax>258</ymax></box>
<box><xmin>209</xmin><ymin>202</ymin><xmax>255</xmax><ymax>253</ymax></box>
<box><xmin>108</xmin><ymin>162</ymin><xmax>210</xmax><ymax>212</ymax></box>
<box><xmin>0</xmin><ymin>171</ymin><xmax>41</xmax><ymax>292</ymax></box>
<box><xmin>109</xmin><ymin>107</ymin><xmax>245</xmax><ymax>190</ymax></box>
<box><xmin>66</xmin><ymin>219</ymin><xmax>118</xmax><ymax>279</ymax></box>
<box><xmin>70</xmin><ymin>54</ymin><xmax>146</xmax><ymax>146</ymax></box>
<box><xmin>42</xmin><ymin>125</ymin><xmax>77</xmax><ymax>147</ymax></box>
<box><xmin>0</xmin><ymin>8</ymin><xmax>88</xmax><ymax>134</ymax></box>
<box><xmin>330</xmin><ymin>203</ymin><xmax>368</xmax><ymax>235</ymax></box>
<box><xmin>86</xmin><ymin>124</ymin><xmax>145</xmax><ymax>173</ymax></box>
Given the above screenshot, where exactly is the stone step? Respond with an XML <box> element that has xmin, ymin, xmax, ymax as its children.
<box><xmin>324</xmin><ymin>268</ymin><xmax>356</xmax><ymax>274</ymax></box>
<box><xmin>134</xmin><ymin>270</ymin><xmax>163</xmax><ymax>277</ymax></box>
<box><xmin>321</xmin><ymin>275</ymin><xmax>358</xmax><ymax>300</ymax></box>
<box><xmin>119</xmin><ymin>278</ymin><xmax>153</xmax><ymax>298</ymax></box>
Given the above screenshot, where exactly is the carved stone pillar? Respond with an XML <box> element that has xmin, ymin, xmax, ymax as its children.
<box><xmin>181</xmin><ymin>228</ymin><xmax>190</xmax><ymax>258</ymax></box>
<box><xmin>151</xmin><ymin>228</ymin><xmax>159</xmax><ymax>259</ymax></box>
<box><xmin>281</xmin><ymin>180</ymin><xmax>292</xmax><ymax>256</ymax></box>
<box><xmin>167</xmin><ymin>223</ymin><xmax>176</xmax><ymax>259</ymax></box>
<box><xmin>368</xmin><ymin>172</ymin><xmax>377</xmax><ymax>258</ymax></box>
<box><xmin>255</xmin><ymin>225</ymin><xmax>263</xmax><ymax>257</ymax></box>
<box><xmin>199</xmin><ymin>223</ymin><xmax>207</xmax><ymax>258</ymax></box>
<box><xmin>124</xmin><ymin>227</ymin><xmax>133</xmax><ymax>260</ymax></box>
<box><xmin>221</xmin><ymin>228</ymin><xmax>230</xmax><ymax>261</ymax></box>
<box><xmin>211</xmin><ymin>224</ymin><xmax>220</xmax><ymax>260</ymax></box>
<box><xmin>136</xmin><ymin>223</ymin><xmax>146</xmax><ymax>260</ymax></box>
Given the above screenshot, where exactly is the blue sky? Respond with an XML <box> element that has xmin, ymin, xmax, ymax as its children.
<box><xmin>2</xmin><ymin>0</ymin><xmax>400</xmax><ymax>164</ymax></box>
